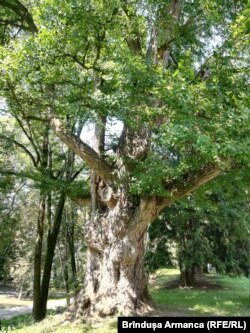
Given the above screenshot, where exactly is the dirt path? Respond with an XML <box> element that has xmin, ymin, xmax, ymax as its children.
<box><xmin>0</xmin><ymin>299</ymin><xmax>67</xmax><ymax>320</ymax></box>
<box><xmin>0</xmin><ymin>284</ymin><xmax>67</xmax><ymax>320</ymax></box>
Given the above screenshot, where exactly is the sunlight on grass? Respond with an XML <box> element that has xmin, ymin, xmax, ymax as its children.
<box><xmin>149</xmin><ymin>268</ymin><xmax>179</xmax><ymax>291</ymax></box>
<box><xmin>2</xmin><ymin>269</ymin><xmax>249</xmax><ymax>332</ymax></box>
<box><xmin>2</xmin><ymin>312</ymin><xmax>117</xmax><ymax>333</ymax></box>
<box><xmin>150</xmin><ymin>269</ymin><xmax>250</xmax><ymax>316</ymax></box>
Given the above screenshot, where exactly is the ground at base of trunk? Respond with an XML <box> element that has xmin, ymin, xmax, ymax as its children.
<box><xmin>64</xmin><ymin>292</ymin><xmax>155</xmax><ymax>322</ymax></box>
<box><xmin>30</xmin><ymin>308</ymin><xmax>192</xmax><ymax>333</ymax></box>
<box><xmin>162</xmin><ymin>276</ymin><xmax>223</xmax><ymax>290</ymax></box>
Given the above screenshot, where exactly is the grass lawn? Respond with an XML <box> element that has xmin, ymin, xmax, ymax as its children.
<box><xmin>2</xmin><ymin>312</ymin><xmax>117</xmax><ymax>333</ymax></box>
<box><xmin>150</xmin><ymin>268</ymin><xmax>250</xmax><ymax>316</ymax></box>
<box><xmin>1</xmin><ymin>269</ymin><xmax>249</xmax><ymax>332</ymax></box>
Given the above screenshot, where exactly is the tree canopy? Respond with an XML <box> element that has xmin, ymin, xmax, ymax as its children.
<box><xmin>0</xmin><ymin>0</ymin><xmax>249</xmax><ymax>194</ymax></box>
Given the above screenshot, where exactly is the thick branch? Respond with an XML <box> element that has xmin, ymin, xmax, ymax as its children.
<box><xmin>51</xmin><ymin>117</ymin><xmax>114</xmax><ymax>185</ymax></box>
<box><xmin>64</xmin><ymin>53</ymin><xmax>97</xmax><ymax>71</ymax></box>
<box><xmin>157</xmin><ymin>11</ymin><xmax>200</xmax><ymax>60</ymax></box>
<box><xmin>131</xmin><ymin>161</ymin><xmax>232</xmax><ymax>237</ymax></box>
<box><xmin>122</xmin><ymin>1</ymin><xmax>142</xmax><ymax>55</ymax></box>
<box><xmin>0</xmin><ymin>0</ymin><xmax>38</xmax><ymax>33</ymax></box>
<box><xmin>159</xmin><ymin>160</ymin><xmax>232</xmax><ymax>210</ymax></box>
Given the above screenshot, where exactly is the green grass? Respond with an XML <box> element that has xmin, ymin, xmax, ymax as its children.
<box><xmin>150</xmin><ymin>269</ymin><xmax>250</xmax><ymax>316</ymax></box>
<box><xmin>2</xmin><ymin>315</ymin><xmax>117</xmax><ymax>333</ymax></box>
<box><xmin>2</xmin><ymin>269</ymin><xmax>249</xmax><ymax>332</ymax></box>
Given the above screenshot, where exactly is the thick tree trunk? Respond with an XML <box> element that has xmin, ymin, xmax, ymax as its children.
<box><xmin>180</xmin><ymin>268</ymin><xmax>196</xmax><ymax>287</ymax></box>
<box><xmin>65</xmin><ymin>116</ymin><xmax>159</xmax><ymax>318</ymax></box>
<box><xmin>68</xmin><ymin>198</ymin><xmax>156</xmax><ymax>318</ymax></box>
<box><xmin>180</xmin><ymin>266</ymin><xmax>205</xmax><ymax>287</ymax></box>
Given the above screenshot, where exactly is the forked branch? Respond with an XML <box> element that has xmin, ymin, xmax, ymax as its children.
<box><xmin>51</xmin><ymin>117</ymin><xmax>114</xmax><ymax>185</ymax></box>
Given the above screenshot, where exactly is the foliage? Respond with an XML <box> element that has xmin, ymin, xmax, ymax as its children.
<box><xmin>0</xmin><ymin>1</ymin><xmax>249</xmax><ymax>194</ymax></box>
<box><xmin>146</xmin><ymin>170</ymin><xmax>250</xmax><ymax>278</ymax></box>
<box><xmin>7</xmin><ymin>190</ymin><xmax>38</xmax><ymax>291</ymax></box>
<box><xmin>0</xmin><ymin>113</ymin><xmax>88</xmax><ymax>298</ymax></box>
<box><xmin>144</xmin><ymin>215</ymin><xmax>174</xmax><ymax>273</ymax></box>
<box><xmin>0</xmin><ymin>171</ymin><xmax>26</xmax><ymax>279</ymax></box>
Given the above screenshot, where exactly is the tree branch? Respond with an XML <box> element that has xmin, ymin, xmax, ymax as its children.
<box><xmin>51</xmin><ymin>117</ymin><xmax>114</xmax><ymax>185</ymax></box>
<box><xmin>159</xmin><ymin>160</ymin><xmax>232</xmax><ymax>210</ymax></box>
<box><xmin>7</xmin><ymin>81</ymin><xmax>42</xmax><ymax>163</ymax></box>
<box><xmin>70</xmin><ymin>166</ymin><xmax>85</xmax><ymax>181</ymax></box>
<box><xmin>121</xmin><ymin>1</ymin><xmax>142</xmax><ymax>55</ymax></box>
<box><xmin>22</xmin><ymin>114</ymin><xmax>50</xmax><ymax>123</ymax></box>
<box><xmin>0</xmin><ymin>0</ymin><xmax>38</xmax><ymax>33</ymax></box>
<box><xmin>1</xmin><ymin>135</ymin><xmax>37</xmax><ymax>167</ymax></box>
<box><xmin>157</xmin><ymin>10</ymin><xmax>201</xmax><ymax>60</ymax></box>
<box><xmin>0</xmin><ymin>168</ymin><xmax>91</xmax><ymax>205</ymax></box>
<box><xmin>64</xmin><ymin>53</ymin><xmax>98</xmax><ymax>71</ymax></box>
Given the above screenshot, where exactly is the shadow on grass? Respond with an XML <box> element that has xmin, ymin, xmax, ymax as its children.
<box><xmin>2</xmin><ymin>313</ymin><xmax>33</xmax><ymax>331</ymax></box>
<box><xmin>151</xmin><ymin>273</ymin><xmax>250</xmax><ymax>316</ymax></box>
<box><xmin>149</xmin><ymin>269</ymin><xmax>180</xmax><ymax>291</ymax></box>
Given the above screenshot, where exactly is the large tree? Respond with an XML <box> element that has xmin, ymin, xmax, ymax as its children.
<box><xmin>0</xmin><ymin>0</ymin><xmax>249</xmax><ymax>318</ymax></box>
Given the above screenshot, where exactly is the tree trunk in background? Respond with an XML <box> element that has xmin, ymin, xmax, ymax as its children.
<box><xmin>40</xmin><ymin>193</ymin><xmax>66</xmax><ymax>319</ymax></box>
<box><xmin>32</xmin><ymin>127</ymin><xmax>49</xmax><ymax>322</ymax></box>
<box><xmin>32</xmin><ymin>194</ymin><xmax>46</xmax><ymax>322</ymax></box>
<box><xmin>180</xmin><ymin>268</ymin><xmax>196</xmax><ymax>287</ymax></box>
<box><xmin>180</xmin><ymin>266</ymin><xmax>205</xmax><ymax>287</ymax></box>
<box><xmin>32</xmin><ymin>120</ymin><xmax>79</xmax><ymax>321</ymax></box>
<box><xmin>59</xmin><ymin>238</ymin><xmax>70</xmax><ymax>305</ymax></box>
<box><xmin>66</xmin><ymin>210</ymin><xmax>77</xmax><ymax>291</ymax></box>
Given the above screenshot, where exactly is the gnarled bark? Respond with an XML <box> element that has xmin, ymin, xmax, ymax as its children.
<box><xmin>66</xmin><ymin>118</ymin><xmax>155</xmax><ymax>317</ymax></box>
<box><xmin>68</xmin><ymin>196</ymin><xmax>157</xmax><ymax>318</ymax></box>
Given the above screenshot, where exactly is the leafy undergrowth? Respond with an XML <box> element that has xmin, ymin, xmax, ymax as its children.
<box><xmin>150</xmin><ymin>268</ymin><xmax>250</xmax><ymax>316</ymax></box>
<box><xmin>2</xmin><ymin>269</ymin><xmax>250</xmax><ymax>332</ymax></box>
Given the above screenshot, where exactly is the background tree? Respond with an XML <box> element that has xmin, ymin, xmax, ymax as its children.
<box><xmin>0</xmin><ymin>0</ymin><xmax>249</xmax><ymax>318</ymax></box>
<box><xmin>146</xmin><ymin>170</ymin><xmax>250</xmax><ymax>286</ymax></box>
<box><xmin>0</xmin><ymin>106</ymin><xmax>88</xmax><ymax>321</ymax></box>
<box><xmin>0</xmin><ymin>176</ymin><xmax>21</xmax><ymax>281</ymax></box>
